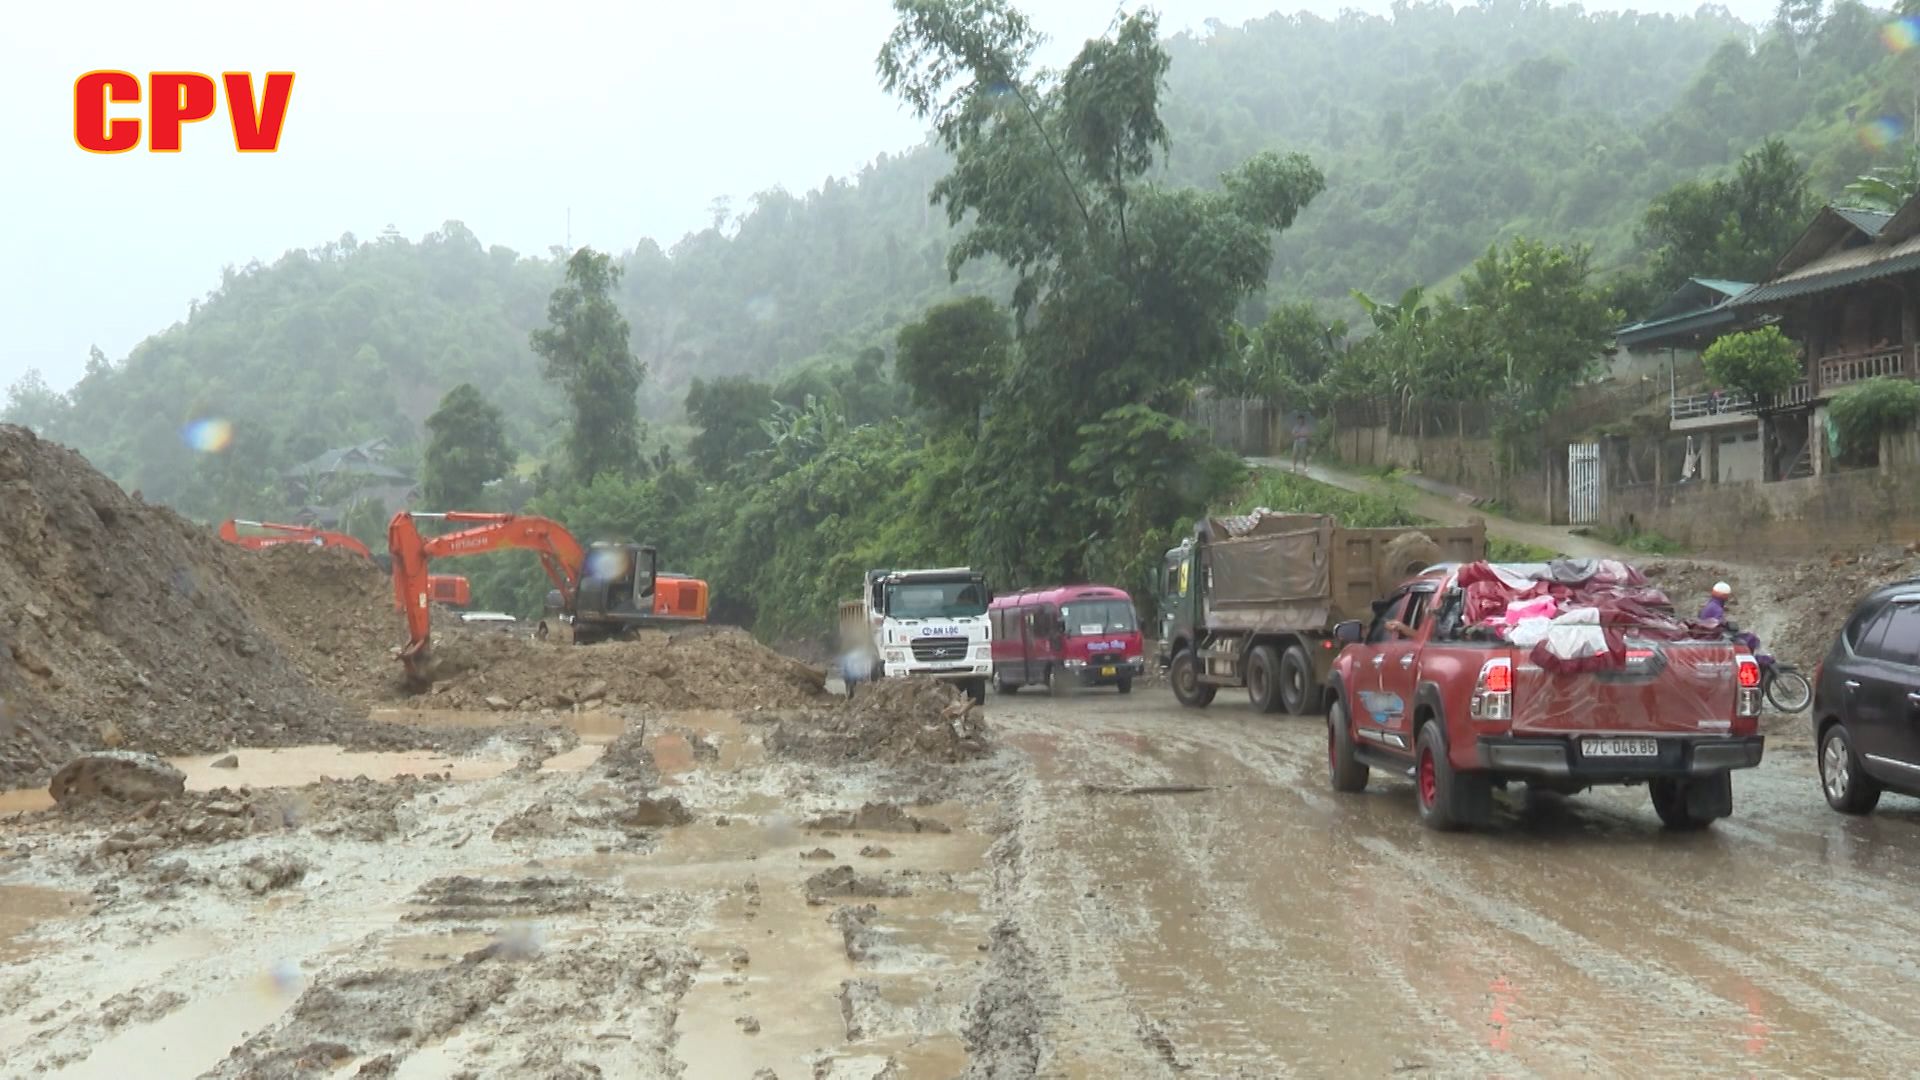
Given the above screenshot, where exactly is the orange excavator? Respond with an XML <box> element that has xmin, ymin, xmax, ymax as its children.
<box><xmin>387</xmin><ymin>510</ymin><xmax>709</xmax><ymax>683</ymax></box>
<box><xmin>219</xmin><ymin>518</ymin><xmax>471</xmax><ymax>607</ymax></box>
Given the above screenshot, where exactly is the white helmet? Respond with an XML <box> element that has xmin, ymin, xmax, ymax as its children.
<box><xmin>1711</xmin><ymin>582</ymin><xmax>1732</xmax><ymax>599</ymax></box>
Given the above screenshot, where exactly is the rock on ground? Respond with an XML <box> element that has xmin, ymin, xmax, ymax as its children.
<box><xmin>47</xmin><ymin>750</ymin><xmax>185</xmax><ymax>805</ymax></box>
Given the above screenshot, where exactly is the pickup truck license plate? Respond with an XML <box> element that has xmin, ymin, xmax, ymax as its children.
<box><xmin>1584</xmin><ymin>737</ymin><xmax>1658</xmax><ymax>758</ymax></box>
<box><xmin>1100</xmin><ymin>665</ymin><xmax>1116</xmax><ymax>676</ymax></box>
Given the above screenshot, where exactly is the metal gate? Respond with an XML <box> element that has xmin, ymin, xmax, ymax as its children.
<box><xmin>1567</xmin><ymin>442</ymin><xmax>1602</xmax><ymax>525</ymax></box>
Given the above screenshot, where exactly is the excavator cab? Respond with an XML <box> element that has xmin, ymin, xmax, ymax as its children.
<box><xmin>574</xmin><ymin>542</ymin><xmax>659</xmax><ymax>624</ymax></box>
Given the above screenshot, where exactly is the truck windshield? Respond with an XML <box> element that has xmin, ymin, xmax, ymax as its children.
<box><xmin>886</xmin><ymin>581</ymin><xmax>988</xmax><ymax>619</ymax></box>
<box><xmin>1061</xmin><ymin>599</ymin><xmax>1137</xmax><ymax>635</ymax></box>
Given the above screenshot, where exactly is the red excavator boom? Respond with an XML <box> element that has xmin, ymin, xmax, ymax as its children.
<box><xmin>218</xmin><ymin>518</ymin><xmax>373</xmax><ymax>559</ymax></box>
<box><xmin>389</xmin><ymin>511</ymin><xmax>589</xmax><ymax>682</ymax></box>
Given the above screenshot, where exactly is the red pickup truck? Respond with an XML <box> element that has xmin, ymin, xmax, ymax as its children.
<box><xmin>1325</xmin><ymin>561</ymin><xmax>1766</xmax><ymax>831</ymax></box>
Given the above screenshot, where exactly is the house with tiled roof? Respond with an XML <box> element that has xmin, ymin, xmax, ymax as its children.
<box><xmin>1728</xmin><ymin>199</ymin><xmax>1918</xmax><ymax>478</ymax></box>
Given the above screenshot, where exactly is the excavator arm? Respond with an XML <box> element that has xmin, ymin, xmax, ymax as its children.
<box><xmin>388</xmin><ymin>511</ymin><xmax>588</xmax><ymax>682</ymax></box>
<box><xmin>218</xmin><ymin>518</ymin><xmax>374</xmax><ymax>559</ymax></box>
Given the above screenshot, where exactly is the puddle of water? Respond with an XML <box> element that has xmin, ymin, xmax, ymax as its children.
<box><xmin>0</xmin><ymin>788</ymin><xmax>54</xmax><ymax>813</ymax></box>
<box><xmin>0</xmin><ymin>884</ymin><xmax>88</xmax><ymax>963</ymax></box>
<box><xmin>48</xmin><ymin>974</ymin><xmax>303</xmax><ymax>1080</ymax></box>
<box><xmin>676</xmin><ymin>878</ymin><xmax>858</xmax><ymax>1080</ymax></box>
<box><xmin>370</xmin><ymin>706</ymin><xmax>630</xmax><ymax>742</ymax></box>
<box><xmin>173</xmin><ymin>746</ymin><xmax>517</xmax><ymax>791</ymax></box>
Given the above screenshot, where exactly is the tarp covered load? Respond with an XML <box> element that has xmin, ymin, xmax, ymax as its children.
<box><xmin>1200</xmin><ymin>510</ymin><xmax>1333</xmax><ymax>606</ymax></box>
<box><xmin>1456</xmin><ymin>559</ymin><xmax>1728</xmax><ymax>674</ymax></box>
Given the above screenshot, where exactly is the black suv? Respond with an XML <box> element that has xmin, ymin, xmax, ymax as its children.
<box><xmin>1813</xmin><ymin>581</ymin><xmax>1920</xmax><ymax>814</ymax></box>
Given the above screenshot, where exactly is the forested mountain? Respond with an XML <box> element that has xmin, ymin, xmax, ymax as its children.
<box><xmin>10</xmin><ymin>0</ymin><xmax>1920</xmax><ymax>520</ymax></box>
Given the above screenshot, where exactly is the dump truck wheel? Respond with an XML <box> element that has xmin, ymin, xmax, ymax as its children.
<box><xmin>1170</xmin><ymin>650</ymin><xmax>1215</xmax><ymax>708</ymax></box>
<box><xmin>1247</xmin><ymin>645</ymin><xmax>1284</xmax><ymax>714</ymax></box>
<box><xmin>1278</xmin><ymin>645</ymin><xmax>1316</xmax><ymax>716</ymax></box>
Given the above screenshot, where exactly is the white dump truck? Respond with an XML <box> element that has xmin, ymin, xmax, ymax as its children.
<box><xmin>839</xmin><ymin>567</ymin><xmax>993</xmax><ymax>703</ymax></box>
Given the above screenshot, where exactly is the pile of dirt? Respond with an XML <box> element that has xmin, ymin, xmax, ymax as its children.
<box><xmin>1643</xmin><ymin>550</ymin><xmax>1920</xmax><ymax>667</ymax></box>
<box><xmin>401</xmin><ymin>625</ymin><xmax>832</xmax><ymax>712</ymax></box>
<box><xmin>762</xmin><ymin>677</ymin><xmax>992</xmax><ymax>766</ymax></box>
<box><xmin>226</xmin><ymin>542</ymin><xmax>404</xmax><ymax>699</ymax></box>
<box><xmin>0</xmin><ymin>426</ymin><xmax>357</xmax><ymax>790</ymax></box>
<box><xmin>1769</xmin><ymin>546</ymin><xmax>1920</xmax><ymax>666</ymax></box>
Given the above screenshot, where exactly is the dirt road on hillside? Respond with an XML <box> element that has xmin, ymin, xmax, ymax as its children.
<box><xmin>7</xmin><ymin>688</ymin><xmax>1919</xmax><ymax>1077</ymax></box>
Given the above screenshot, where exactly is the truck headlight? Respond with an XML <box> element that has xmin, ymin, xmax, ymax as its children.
<box><xmin>973</xmin><ymin>645</ymin><xmax>990</xmax><ymax>660</ymax></box>
<box><xmin>884</xmin><ymin>649</ymin><xmax>907</xmax><ymax>664</ymax></box>
<box><xmin>1064</xmin><ymin>659</ymin><xmax>1086</xmax><ymax>668</ymax></box>
<box><xmin>1126</xmin><ymin>655</ymin><xmax>1141</xmax><ymax>664</ymax></box>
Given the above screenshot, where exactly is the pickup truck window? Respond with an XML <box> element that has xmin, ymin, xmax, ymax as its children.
<box><xmin>1367</xmin><ymin>592</ymin><xmax>1409</xmax><ymax>644</ymax></box>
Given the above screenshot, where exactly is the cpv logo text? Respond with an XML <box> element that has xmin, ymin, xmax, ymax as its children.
<box><xmin>75</xmin><ymin>71</ymin><xmax>294</xmax><ymax>153</ymax></box>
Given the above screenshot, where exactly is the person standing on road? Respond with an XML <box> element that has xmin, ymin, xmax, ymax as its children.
<box><xmin>1290</xmin><ymin>412</ymin><xmax>1314</xmax><ymax>473</ymax></box>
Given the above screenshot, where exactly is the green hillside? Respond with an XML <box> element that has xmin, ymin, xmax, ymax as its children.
<box><xmin>9</xmin><ymin>0</ymin><xmax>1920</xmax><ymax>527</ymax></box>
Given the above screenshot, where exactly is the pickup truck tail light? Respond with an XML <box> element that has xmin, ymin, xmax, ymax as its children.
<box><xmin>1734</xmin><ymin>655</ymin><xmax>1762</xmax><ymax>730</ymax></box>
<box><xmin>1470</xmin><ymin>657</ymin><xmax>1513</xmax><ymax>722</ymax></box>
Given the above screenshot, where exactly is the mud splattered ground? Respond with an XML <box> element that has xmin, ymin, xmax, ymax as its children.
<box><xmin>6</xmin><ymin>686</ymin><xmax>1920</xmax><ymax>1077</ymax></box>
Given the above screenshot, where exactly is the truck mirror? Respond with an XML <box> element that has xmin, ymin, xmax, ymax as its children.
<box><xmin>1333</xmin><ymin>620</ymin><xmax>1364</xmax><ymax>644</ymax></box>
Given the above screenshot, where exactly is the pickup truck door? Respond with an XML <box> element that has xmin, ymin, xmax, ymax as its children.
<box><xmin>1367</xmin><ymin>587</ymin><xmax>1434</xmax><ymax>755</ymax></box>
<box><xmin>1353</xmin><ymin>589</ymin><xmax>1415</xmax><ymax>749</ymax></box>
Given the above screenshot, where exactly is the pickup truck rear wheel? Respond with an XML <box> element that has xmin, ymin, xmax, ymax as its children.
<box><xmin>1649</xmin><ymin>774</ymin><xmax>1731</xmax><ymax>830</ymax></box>
<box><xmin>1170</xmin><ymin>650</ymin><xmax>1215</xmax><ymax>708</ymax></box>
<box><xmin>1247</xmin><ymin>645</ymin><xmax>1285</xmax><ymax>713</ymax></box>
<box><xmin>1278</xmin><ymin>645</ymin><xmax>1317</xmax><ymax>716</ymax></box>
<box><xmin>1328</xmin><ymin>699</ymin><xmax>1369</xmax><ymax>793</ymax></box>
<box><xmin>1414</xmin><ymin>722</ymin><xmax>1490</xmax><ymax>831</ymax></box>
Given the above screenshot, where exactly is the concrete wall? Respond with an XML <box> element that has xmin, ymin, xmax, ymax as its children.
<box><xmin>1332</xmin><ymin>424</ymin><xmax>1556</xmax><ymax>521</ymax></box>
<box><xmin>1604</xmin><ymin>451</ymin><xmax>1920</xmax><ymax>556</ymax></box>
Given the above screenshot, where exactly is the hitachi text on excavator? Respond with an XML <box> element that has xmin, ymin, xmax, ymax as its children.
<box><xmin>386</xmin><ymin>511</ymin><xmax>709</xmax><ymax>684</ymax></box>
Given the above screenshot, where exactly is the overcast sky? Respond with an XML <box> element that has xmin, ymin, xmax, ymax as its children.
<box><xmin>1</xmin><ymin>0</ymin><xmax>1774</xmax><ymax>394</ymax></box>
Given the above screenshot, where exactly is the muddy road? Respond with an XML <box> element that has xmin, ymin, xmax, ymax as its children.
<box><xmin>4</xmin><ymin>690</ymin><xmax>1918</xmax><ymax>1077</ymax></box>
<box><xmin>983</xmin><ymin>691</ymin><xmax>1920</xmax><ymax>1077</ymax></box>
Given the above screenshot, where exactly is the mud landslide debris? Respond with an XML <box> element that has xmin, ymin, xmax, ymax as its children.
<box><xmin>762</xmin><ymin>677</ymin><xmax>992</xmax><ymax>766</ymax></box>
<box><xmin>806</xmin><ymin>801</ymin><xmax>952</xmax><ymax>834</ymax></box>
<box><xmin>805</xmin><ymin>865</ymin><xmax>911</xmax><ymax>904</ymax></box>
<box><xmin>0</xmin><ymin>425</ymin><xmax>359</xmax><ymax>790</ymax></box>
<box><xmin>398</xmin><ymin>627</ymin><xmax>833</xmax><ymax>713</ymax></box>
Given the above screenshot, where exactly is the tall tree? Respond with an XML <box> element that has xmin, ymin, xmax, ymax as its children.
<box><xmin>420</xmin><ymin>382</ymin><xmax>517</xmax><ymax>508</ymax></box>
<box><xmin>878</xmin><ymin>0</ymin><xmax>1324</xmax><ymax>582</ymax></box>
<box><xmin>1460</xmin><ymin>236</ymin><xmax>1618</xmax><ymax>455</ymax></box>
<box><xmin>894</xmin><ymin>296</ymin><xmax>1011</xmax><ymax>432</ymax></box>
<box><xmin>684</xmin><ymin>374</ymin><xmax>775</xmax><ymax>477</ymax></box>
<box><xmin>1636</xmin><ymin>137</ymin><xmax>1815</xmax><ymax>297</ymax></box>
<box><xmin>532</xmin><ymin>247</ymin><xmax>645</xmax><ymax>484</ymax></box>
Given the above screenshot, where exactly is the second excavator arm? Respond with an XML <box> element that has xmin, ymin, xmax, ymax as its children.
<box><xmin>219</xmin><ymin>518</ymin><xmax>374</xmax><ymax>559</ymax></box>
<box><xmin>388</xmin><ymin>511</ymin><xmax>588</xmax><ymax>682</ymax></box>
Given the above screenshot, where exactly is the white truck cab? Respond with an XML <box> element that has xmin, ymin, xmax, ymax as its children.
<box><xmin>850</xmin><ymin>567</ymin><xmax>993</xmax><ymax>704</ymax></box>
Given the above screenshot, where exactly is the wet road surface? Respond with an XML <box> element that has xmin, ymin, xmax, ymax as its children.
<box><xmin>983</xmin><ymin>688</ymin><xmax>1920</xmax><ymax>1078</ymax></box>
